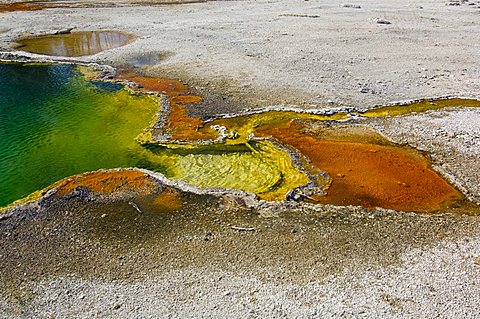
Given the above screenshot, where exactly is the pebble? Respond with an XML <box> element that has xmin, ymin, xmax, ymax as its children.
<box><xmin>342</xmin><ymin>4</ymin><xmax>361</xmax><ymax>9</ymax></box>
<box><xmin>376</xmin><ymin>19</ymin><xmax>392</xmax><ymax>25</ymax></box>
<box><xmin>204</xmin><ymin>232</ymin><xmax>214</xmax><ymax>241</ymax></box>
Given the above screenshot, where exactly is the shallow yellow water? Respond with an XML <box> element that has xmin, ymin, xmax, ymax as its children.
<box><xmin>140</xmin><ymin>141</ymin><xmax>311</xmax><ymax>201</ymax></box>
<box><xmin>361</xmin><ymin>98</ymin><xmax>480</xmax><ymax>117</ymax></box>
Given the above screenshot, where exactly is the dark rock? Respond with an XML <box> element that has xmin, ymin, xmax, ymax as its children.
<box><xmin>204</xmin><ymin>232</ymin><xmax>214</xmax><ymax>241</ymax></box>
<box><xmin>342</xmin><ymin>4</ymin><xmax>361</xmax><ymax>9</ymax></box>
<box><xmin>376</xmin><ymin>19</ymin><xmax>392</xmax><ymax>25</ymax></box>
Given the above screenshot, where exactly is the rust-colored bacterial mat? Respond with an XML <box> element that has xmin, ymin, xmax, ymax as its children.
<box><xmin>0</xmin><ymin>2</ymin><xmax>57</xmax><ymax>13</ymax></box>
<box><xmin>256</xmin><ymin>122</ymin><xmax>465</xmax><ymax>212</ymax></box>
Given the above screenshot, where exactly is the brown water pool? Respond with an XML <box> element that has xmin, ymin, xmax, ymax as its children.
<box><xmin>16</xmin><ymin>31</ymin><xmax>135</xmax><ymax>57</ymax></box>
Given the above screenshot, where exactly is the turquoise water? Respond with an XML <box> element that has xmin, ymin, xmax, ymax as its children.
<box><xmin>0</xmin><ymin>63</ymin><xmax>160</xmax><ymax>206</ymax></box>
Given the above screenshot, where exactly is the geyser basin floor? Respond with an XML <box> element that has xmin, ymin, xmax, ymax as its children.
<box><xmin>16</xmin><ymin>31</ymin><xmax>135</xmax><ymax>57</ymax></box>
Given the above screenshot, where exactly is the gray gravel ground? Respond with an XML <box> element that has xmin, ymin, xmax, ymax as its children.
<box><xmin>1</xmin><ymin>192</ymin><xmax>480</xmax><ymax>318</ymax></box>
<box><xmin>0</xmin><ymin>0</ymin><xmax>480</xmax><ymax>318</ymax></box>
<box><xmin>6</xmin><ymin>237</ymin><xmax>480</xmax><ymax>319</ymax></box>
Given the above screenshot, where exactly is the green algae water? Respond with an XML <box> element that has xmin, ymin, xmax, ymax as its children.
<box><xmin>0</xmin><ymin>63</ymin><xmax>309</xmax><ymax>206</ymax></box>
<box><xmin>0</xmin><ymin>63</ymin><xmax>159</xmax><ymax>206</ymax></box>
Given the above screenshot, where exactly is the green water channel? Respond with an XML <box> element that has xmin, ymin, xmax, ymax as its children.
<box><xmin>0</xmin><ymin>63</ymin><xmax>307</xmax><ymax>206</ymax></box>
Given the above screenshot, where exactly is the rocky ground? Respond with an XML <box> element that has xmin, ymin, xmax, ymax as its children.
<box><xmin>0</xmin><ymin>0</ymin><xmax>480</xmax><ymax>318</ymax></box>
<box><xmin>1</xmin><ymin>185</ymin><xmax>480</xmax><ymax>318</ymax></box>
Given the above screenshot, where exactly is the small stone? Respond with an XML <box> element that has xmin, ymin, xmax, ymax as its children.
<box><xmin>376</xmin><ymin>19</ymin><xmax>392</xmax><ymax>25</ymax></box>
<box><xmin>475</xmin><ymin>257</ymin><xmax>480</xmax><ymax>266</ymax></box>
<box><xmin>360</xmin><ymin>87</ymin><xmax>370</xmax><ymax>93</ymax></box>
<box><xmin>204</xmin><ymin>232</ymin><xmax>214</xmax><ymax>241</ymax></box>
<box><xmin>342</xmin><ymin>4</ymin><xmax>361</xmax><ymax>9</ymax></box>
<box><xmin>55</xmin><ymin>27</ymin><xmax>74</xmax><ymax>35</ymax></box>
<box><xmin>113</xmin><ymin>304</ymin><xmax>122</xmax><ymax>310</ymax></box>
